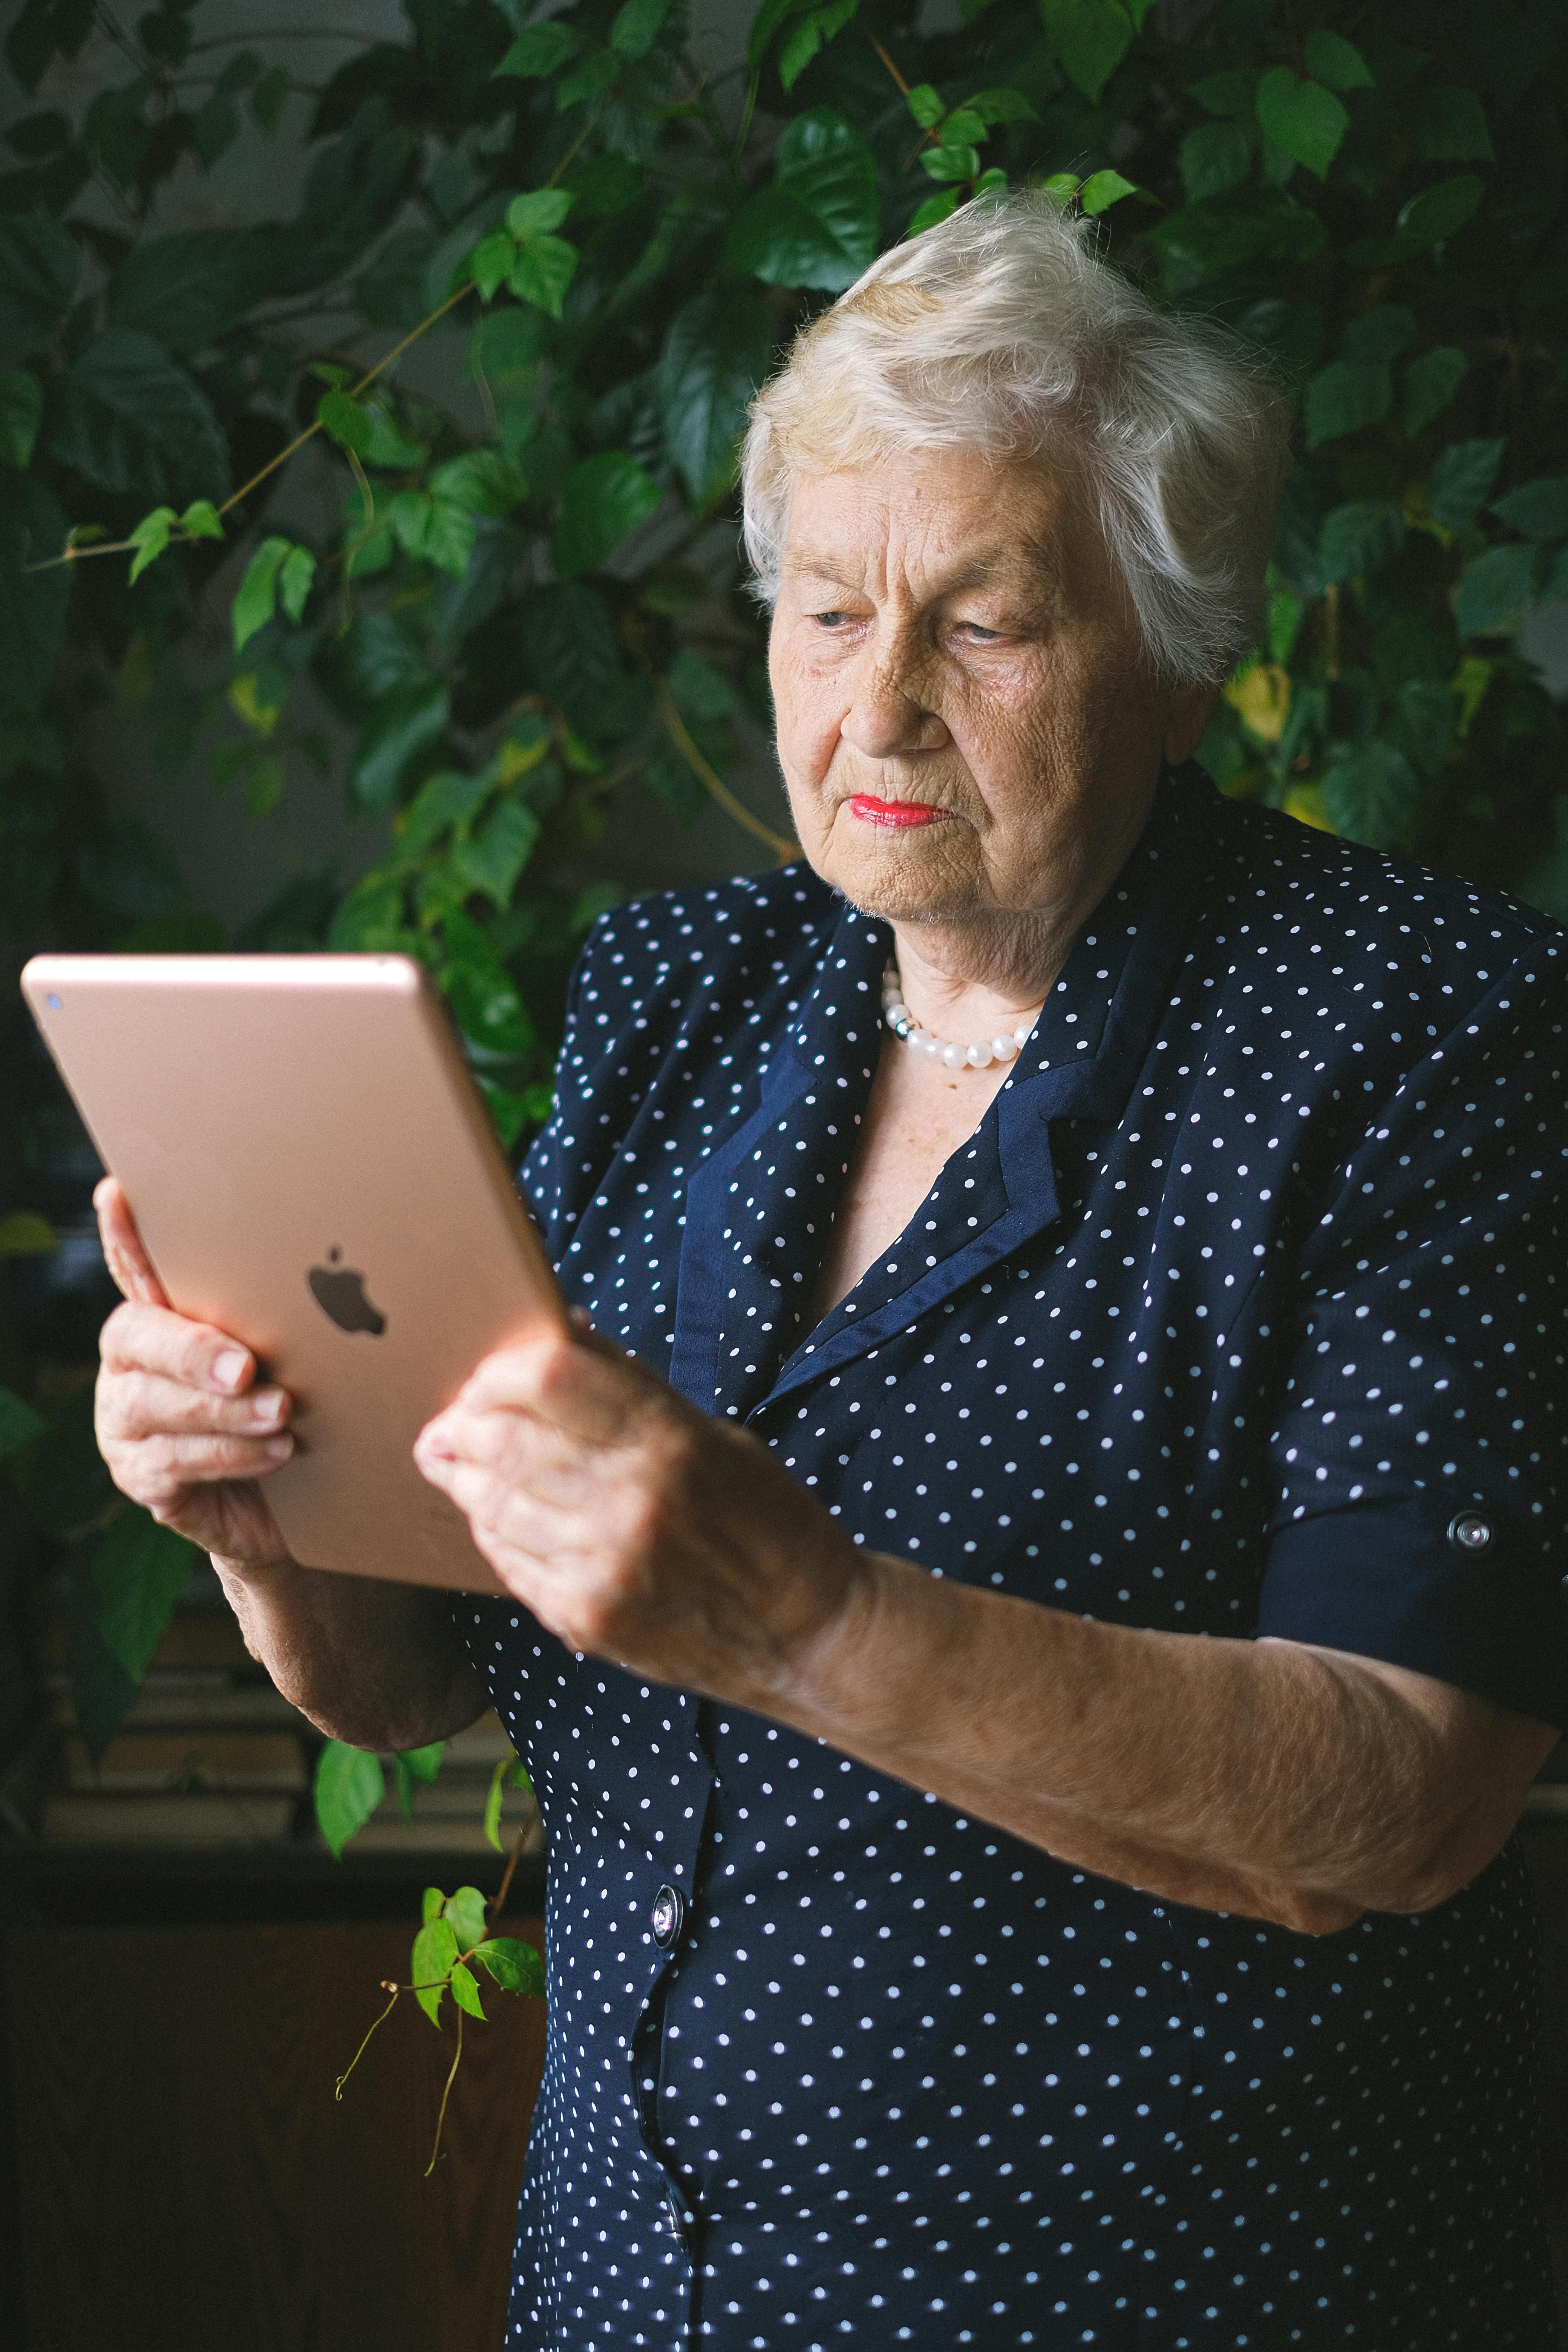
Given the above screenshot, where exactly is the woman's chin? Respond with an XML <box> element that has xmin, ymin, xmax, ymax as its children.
<box><xmin>810</xmin><ymin>816</ymin><xmax>984</xmax><ymax>925</ymax></box>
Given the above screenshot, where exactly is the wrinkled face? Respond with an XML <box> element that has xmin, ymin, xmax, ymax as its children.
<box><xmin>768</xmin><ymin>446</ymin><xmax>1213</xmax><ymax>939</ymax></box>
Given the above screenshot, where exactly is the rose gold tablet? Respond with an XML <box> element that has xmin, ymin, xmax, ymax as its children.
<box><xmin>20</xmin><ymin>952</ymin><xmax>565</xmax><ymax>1595</ymax></box>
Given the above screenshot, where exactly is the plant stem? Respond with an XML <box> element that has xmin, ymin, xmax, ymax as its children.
<box><xmin>491</xmin><ymin>1816</ymin><xmax>531</xmax><ymax>1917</ymax></box>
<box><xmin>424</xmin><ymin>2006</ymin><xmax>464</xmax><ymax>2176</ymax></box>
<box><xmin>334</xmin><ymin>1983</ymin><xmax>400</xmax><ymax>2099</ymax></box>
<box><xmin>651</xmin><ymin>676</ymin><xmax>796</xmax><ymax>861</ymax></box>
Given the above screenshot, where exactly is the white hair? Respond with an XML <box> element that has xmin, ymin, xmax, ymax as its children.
<box><xmin>740</xmin><ymin>190</ymin><xmax>1291</xmax><ymax>684</ymax></box>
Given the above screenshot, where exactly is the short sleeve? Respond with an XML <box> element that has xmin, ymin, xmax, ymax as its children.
<box><xmin>1257</xmin><ymin>941</ymin><xmax>1568</xmax><ymax>1726</ymax></box>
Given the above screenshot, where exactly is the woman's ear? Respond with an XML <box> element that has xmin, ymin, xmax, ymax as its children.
<box><xmin>1162</xmin><ymin>681</ymin><xmax>1221</xmax><ymax>766</ymax></box>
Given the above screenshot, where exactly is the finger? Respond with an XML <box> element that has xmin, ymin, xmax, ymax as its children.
<box><xmin>95</xmin><ymin>1177</ymin><xmax>170</xmax><ymax>1310</ymax></box>
<box><xmin>100</xmin><ymin>1298</ymin><xmax>260</xmax><ymax>1399</ymax></box>
<box><xmin>414</xmin><ymin>1397</ymin><xmax>614</xmax><ymax>1512</ymax></box>
<box><xmin>118</xmin><ymin>1428</ymin><xmax>296</xmax><ymax>1492</ymax></box>
<box><xmin>444</xmin><ymin>1328</ymin><xmax>668</xmax><ymax>1449</ymax></box>
<box><xmin>99</xmin><ymin>1364</ymin><xmax>291</xmax><ymax>1444</ymax></box>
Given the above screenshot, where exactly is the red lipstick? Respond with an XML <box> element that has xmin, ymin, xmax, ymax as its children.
<box><xmin>848</xmin><ymin>794</ymin><xmax>948</xmax><ymax>828</ymax></box>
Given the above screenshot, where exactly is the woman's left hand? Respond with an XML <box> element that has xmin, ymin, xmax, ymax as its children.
<box><xmin>413</xmin><ymin>1317</ymin><xmax>863</xmax><ymax>1705</ymax></box>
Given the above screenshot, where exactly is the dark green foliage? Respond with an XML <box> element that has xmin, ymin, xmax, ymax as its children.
<box><xmin>3</xmin><ymin>0</ymin><xmax>1568</xmax><ymax>1847</ymax></box>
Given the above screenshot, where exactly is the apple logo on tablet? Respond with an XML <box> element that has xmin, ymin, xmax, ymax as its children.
<box><xmin>308</xmin><ymin>1246</ymin><xmax>386</xmax><ymax>1336</ymax></box>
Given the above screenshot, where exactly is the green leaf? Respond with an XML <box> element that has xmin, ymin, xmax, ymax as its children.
<box><xmin>1317</xmin><ymin>499</ymin><xmax>1405</xmax><ymax>586</ymax></box>
<box><xmin>421</xmin><ymin>1884</ymin><xmax>446</xmax><ymax>1926</ymax></box>
<box><xmin>127</xmin><ymin>504</ymin><xmax>176</xmax><ymax>586</ymax></box>
<box><xmin>278</xmin><ymin>544</ymin><xmax>316</xmax><ymax>623</ymax></box>
<box><xmin>352</xmin><ymin>678</ymin><xmax>451</xmax><ymax>815</ymax></box>
<box><xmin>73</xmin><ymin>1417</ymin><xmax>172</xmax><ymax>1669</ymax></box>
<box><xmin>1427</xmin><ymin>437</ymin><xmax>1505</xmax><ymax>530</ymax></box>
<box><xmin>1491</xmin><ymin>476</ymin><xmax>1568</xmax><ymax>542</ymax></box>
<box><xmin>449</xmin><ymin>1962</ymin><xmax>487</xmax><ymax>2019</ymax></box>
<box><xmin>1254</xmin><ymin>69</ymin><xmax>1348</xmax><ymax>179</ymax></box>
<box><xmin>401</xmin><ymin>1739</ymin><xmax>445</xmax><ymax>1785</ymax></box>
<box><xmin>657</xmin><ymin>288</ymin><xmax>775</xmax><ymax>511</ymax></box>
<box><xmin>556</xmin><ymin>47</ymin><xmax>620</xmax><ymax>108</ymax></box>
<box><xmin>467</xmin><ymin>230</ymin><xmax>514</xmax><ymax>303</ymax></box>
<box><xmin>232</xmin><ymin>536</ymin><xmax>289</xmax><ymax>653</ymax></box>
<box><xmin>779</xmin><ymin>0</ymin><xmax>860</xmax><ymax>92</ymax></box>
<box><xmin>441</xmin><ymin>906</ymin><xmax>535</xmax><ymax>1056</ymax></box>
<box><xmin>1388</xmin><ymin>677</ymin><xmax>1456</xmax><ymax>777</ymax></box>
<box><xmin>1079</xmin><ymin>169</ymin><xmax>1139</xmax><ymax>216</ymax></box>
<box><xmin>1395</xmin><ymin>173</ymin><xmax>1485</xmax><ymax>251</ymax></box>
<box><xmin>920</xmin><ymin>143</ymin><xmax>980</xmax><ymax>184</ymax></box>
<box><xmin>493</xmin><ymin>22</ymin><xmax>583</xmax><ymax>76</ymax></box>
<box><xmin>1321</xmin><ymin>741</ymin><xmax>1421</xmax><ymax>848</ymax></box>
<box><xmin>0</xmin><ymin>1386</ymin><xmax>48</xmax><ymax>1457</ymax></box>
<box><xmin>317</xmin><ymin>389</ymin><xmax>375</xmax><ymax>456</ymax></box>
<box><xmin>450</xmin><ymin>794</ymin><xmax>541</xmax><ymax>908</ymax></box>
<box><xmin>446</xmin><ymin>1883</ymin><xmax>488</xmax><ymax>1951</ymax></box>
<box><xmin>1041</xmin><ymin>0</ymin><xmax>1132</xmax><ymax>103</ymax></box>
<box><xmin>1408</xmin><ymin>84</ymin><xmax>1494</xmax><ymax>164</ymax></box>
<box><xmin>551</xmin><ymin>449</ymin><xmax>662</xmax><ymax>577</ymax></box>
<box><xmin>1179</xmin><ymin>121</ymin><xmax>1251</xmax><ymax>203</ymax></box>
<box><xmin>392</xmin><ymin>492</ymin><xmax>477</xmax><ymax>577</ymax></box>
<box><xmin>1302</xmin><ymin>359</ymin><xmax>1390</xmax><ymax>450</ymax></box>
<box><xmin>723</xmin><ymin>108</ymin><xmax>879</xmax><ymax>294</ymax></box>
<box><xmin>475</xmin><ymin>1075</ymin><xmax>535</xmax><ymax>1148</ymax></box>
<box><xmin>245</xmin><ymin>755</ymin><xmax>285</xmax><ymax>818</ymax></box>
<box><xmin>906</xmin><ymin>189</ymin><xmax>962</xmax><ymax>236</ymax></box>
<box><xmin>314</xmin><ymin>1740</ymin><xmax>386</xmax><ymax>1858</ymax></box>
<box><xmin>609</xmin><ymin>0</ymin><xmax>676</xmax><ymax>57</ymax></box>
<box><xmin>471</xmin><ymin>1936</ymin><xmax>546</xmax><ymax>1997</ymax></box>
<box><xmin>905</xmin><ymin>83</ymin><xmax>945</xmax><ymax>129</ymax></box>
<box><xmin>410</xmin><ymin>1915</ymin><xmax>459</xmax><ymax>2026</ymax></box>
<box><xmin>558</xmin><ymin>151</ymin><xmax>647</xmax><ymax>220</ymax></box>
<box><xmin>483</xmin><ymin>1754</ymin><xmax>511</xmax><ymax>1849</ymax></box>
<box><xmin>428</xmin><ymin>449</ymin><xmax>527</xmax><ymax>517</ymax></box>
<box><xmin>0</xmin><ymin>211</ymin><xmax>80</xmax><ymax>363</ymax></box>
<box><xmin>1188</xmin><ymin>68</ymin><xmax>1256</xmax><ymax>118</ymax></box>
<box><xmin>0</xmin><ymin>368</ymin><xmax>41</xmax><ymax>467</ymax></box>
<box><xmin>1454</xmin><ymin>542</ymin><xmax>1537</xmax><ymax>637</ymax></box>
<box><xmin>963</xmin><ymin>88</ymin><xmax>1038</xmax><ymax>127</ymax></box>
<box><xmin>48</xmin><ymin>330</ymin><xmax>230</xmax><ymax>504</ymax></box>
<box><xmin>508</xmin><ymin>234</ymin><xmax>579</xmax><ymax>321</ymax></box>
<box><xmin>180</xmin><ymin>498</ymin><xmax>225</xmax><ymax>542</ymax></box>
<box><xmin>1401</xmin><ymin>347</ymin><xmax>1466</xmax><ymax>436</ymax></box>
<box><xmin>1301</xmin><ymin>29</ymin><xmax>1373</xmax><ymax>91</ymax></box>
<box><xmin>1341</xmin><ymin>306</ymin><xmax>1417</xmax><ymax>366</ymax></box>
<box><xmin>939</xmin><ymin>109</ymin><xmax>987</xmax><ymax>146</ymax></box>
<box><xmin>106</xmin><ymin>226</ymin><xmax>281</xmax><ymax>358</ymax></box>
<box><xmin>505</xmin><ymin>190</ymin><xmax>576</xmax><ymax>239</ymax></box>
<box><xmin>399</xmin><ymin>766</ymin><xmax>493</xmax><ymax>853</ymax></box>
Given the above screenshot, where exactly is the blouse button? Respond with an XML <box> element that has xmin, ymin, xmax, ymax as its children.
<box><xmin>1447</xmin><ymin>1511</ymin><xmax>1493</xmax><ymax>1554</ymax></box>
<box><xmin>651</xmin><ymin>1883</ymin><xmax>687</xmax><ymax>1949</ymax></box>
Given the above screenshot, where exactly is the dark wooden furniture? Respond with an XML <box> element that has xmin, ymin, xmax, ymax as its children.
<box><xmin>1</xmin><ymin>1849</ymin><xmax>546</xmax><ymax>2352</ymax></box>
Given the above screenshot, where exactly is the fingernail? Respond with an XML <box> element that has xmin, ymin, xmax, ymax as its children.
<box><xmin>265</xmin><ymin>1435</ymin><xmax>294</xmax><ymax>1460</ymax></box>
<box><xmin>250</xmin><ymin>1391</ymin><xmax>285</xmax><ymax>1429</ymax></box>
<box><xmin>213</xmin><ymin>1349</ymin><xmax>247</xmax><ymax>1392</ymax></box>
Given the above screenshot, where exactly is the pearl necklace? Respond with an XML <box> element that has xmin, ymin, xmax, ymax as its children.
<box><xmin>882</xmin><ymin>958</ymin><xmax>1042</xmax><ymax>1070</ymax></box>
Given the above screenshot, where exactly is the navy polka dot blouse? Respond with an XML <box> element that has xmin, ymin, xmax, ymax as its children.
<box><xmin>460</xmin><ymin>763</ymin><xmax>1568</xmax><ymax>2349</ymax></box>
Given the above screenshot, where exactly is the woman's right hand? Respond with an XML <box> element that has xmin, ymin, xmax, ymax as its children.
<box><xmin>94</xmin><ymin>1176</ymin><xmax>298</xmax><ymax>1571</ymax></box>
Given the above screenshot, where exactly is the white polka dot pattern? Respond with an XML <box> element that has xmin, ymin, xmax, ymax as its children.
<box><xmin>461</xmin><ymin>766</ymin><xmax>1566</xmax><ymax>2348</ymax></box>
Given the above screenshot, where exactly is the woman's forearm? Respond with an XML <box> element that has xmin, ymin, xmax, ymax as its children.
<box><xmin>210</xmin><ymin>1553</ymin><xmax>488</xmax><ymax>1751</ymax></box>
<box><xmin>769</xmin><ymin>1553</ymin><xmax>1556</xmax><ymax>1933</ymax></box>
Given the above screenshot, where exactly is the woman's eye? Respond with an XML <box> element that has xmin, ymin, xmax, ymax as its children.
<box><xmin>811</xmin><ymin>609</ymin><xmax>849</xmax><ymax>628</ymax></box>
<box><xmin>959</xmin><ymin>622</ymin><xmax>1001</xmax><ymax>643</ymax></box>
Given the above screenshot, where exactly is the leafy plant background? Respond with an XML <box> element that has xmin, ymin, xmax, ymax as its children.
<box><xmin>1</xmin><ymin>0</ymin><xmax>1565</xmax><ymax>1857</ymax></box>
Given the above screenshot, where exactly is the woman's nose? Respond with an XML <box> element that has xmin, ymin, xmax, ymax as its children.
<box><xmin>839</xmin><ymin>656</ymin><xmax>949</xmax><ymax>760</ymax></box>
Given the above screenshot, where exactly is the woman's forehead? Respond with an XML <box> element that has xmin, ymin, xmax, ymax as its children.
<box><xmin>780</xmin><ymin>454</ymin><xmax>1092</xmax><ymax>600</ymax></box>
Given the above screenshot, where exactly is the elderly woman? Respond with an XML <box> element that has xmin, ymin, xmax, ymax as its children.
<box><xmin>96</xmin><ymin>194</ymin><xmax>1567</xmax><ymax>2349</ymax></box>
